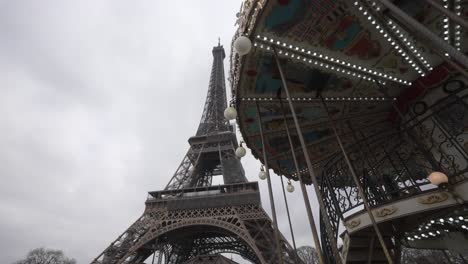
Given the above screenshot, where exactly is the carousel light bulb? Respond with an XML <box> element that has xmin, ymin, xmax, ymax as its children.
<box><xmin>224</xmin><ymin>106</ymin><xmax>237</xmax><ymax>120</ymax></box>
<box><xmin>259</xmin><ymin>166</ymin><xmax>267</xmax><ymax>180</ymax></box>
<box><xmin>234</xmin><ymin>36</ymin><xmax>252</xmax><ymax>56</ymax></box>
<box><xmin>286</xmin><ymin>181</ymin><xmax>295</xmax><ymax>193</ymax></box>
<box><xmin>235</xmin><ymin>142</ymin><xmax>247</xmax><ymax>158</ymax></box>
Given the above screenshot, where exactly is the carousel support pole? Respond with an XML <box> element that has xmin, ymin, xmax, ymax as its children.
<box><xmin>278</xmin><ymin>98</ymin><xmax>326</xmax><ymax>264</ymax></box>
<box><xmin>378</xmin><ymin>0</ymin><xmax>468</xmax><ymax>68</ymax></box>
<box><xmin>320</xmin><ymin>97</ymin><xmax>394</xmax><ymax>264</ymax></box>
<box><xmin>367</xmin><ymin>235</ymin><xmax>375</xmax><ymax>264</ymax></box>
<box><xmin>255</xmin><ymin>101</ymin><xmax>284</xmax><ymax>264</ymax></box>
<box><xmin>151</xmin><ymin>239</ymin><xmax>158</xmax><ymax>264</ymax></box>
<box><xmin>151</xmin><ymin>247</ymin><xmax>156</xmax><ymax>264</ymax></box>
<box><xmin>157</xmin><ymin>252</ymin><xmax>163</xmax><ymax>264</ymax></box>
<box><xmin>279</xmin><ymin>174</ymin><xmax>300</xmax><ymax>263</ymax></box>
<box><xmin>422</xmin><ymin>0</ymin><xmax>468</xmax><ymax>31</ymax></box>
<box><xmin>272</xmin><ymin>48</ymin><xmax>342</xmax><ymax>263</ymax></box>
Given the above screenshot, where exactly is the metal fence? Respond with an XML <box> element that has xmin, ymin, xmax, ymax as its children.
<box><xmin>319</xmin><ymin>87</ymin><xmax>468</xmax><ymax>260</ymax></box>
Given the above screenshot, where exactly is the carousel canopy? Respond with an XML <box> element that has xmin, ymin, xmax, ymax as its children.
<box><xmin>229</xmin><ymin>0</ymin><xmax>467</xmax><ymax>183</ymax></box>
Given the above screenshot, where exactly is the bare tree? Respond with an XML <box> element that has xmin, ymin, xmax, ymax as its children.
<box><xmin>296</xmin><ymin>246</ymin><xmax>319</xmax><ymax>264</ymax></box>
<box><xmin>13</xmin><ymin>248</ymin><xmax>76</xmax><ymax>264</ymax></box>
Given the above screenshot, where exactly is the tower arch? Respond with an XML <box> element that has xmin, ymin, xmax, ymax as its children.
<box><xmin>120</xmin><ymin>222</ymin><xmax>264</xmax><ymax>264</ymax></box>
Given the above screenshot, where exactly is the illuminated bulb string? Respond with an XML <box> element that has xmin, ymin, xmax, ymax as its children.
<box><xmin>292</xmin><ymin>168</ymin><xmax>308</xmax><ymax>177</ymax></box>
<box><xmin>406</xmin><ymin>215</ymin><xmax>468</xmax><ymax>241</ymax></box>
<box><xmin>240</xmin><ymin>97</ymin><xmax>396</xmax><ymax>101</ymax></box>
<box><xmin>443</xmin><ymin>0</ymin><xmax>450</xmax><ymax>54</ymax></box>
<box><xmin>354</xmin><ymin>1</ymin><xmax>431</xmax><ymax>76</ymax></box>
<box><xmin>443</xmin><ymin>0</ymin><xmax>450</xmax><ymax>56</ymax></box>
<box><xmin>254</xmin><ymin>35</ymin><xmax>411</xmax><ymax>86</ymax></box>
<box><xmin>442</xmin><ymin>0</ymin><xmax>462</xmax><ymax>54</ymax></box>
<box><xmin>386</xmin><ymin>19</ymin><xmax>433</xmax><ymax>72</ymax></box>
<box><xmin>454</xmin><ymin>0</ymin><xmax>462</xmax><ymax>51</ymax></box>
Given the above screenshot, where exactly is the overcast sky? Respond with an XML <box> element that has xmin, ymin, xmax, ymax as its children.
<box><xmin>0</xmin><ymin>1</ymin><xmax>319</xmax><ymax>263</ymax></box>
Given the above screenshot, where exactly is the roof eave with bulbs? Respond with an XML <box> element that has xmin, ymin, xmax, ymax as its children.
<box><xmin>229</xmin><ymin>0</ymin><xmax>466</xmax><ymax>181</ymax></box>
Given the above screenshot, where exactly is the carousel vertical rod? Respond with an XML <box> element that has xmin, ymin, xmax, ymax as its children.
<box><xmin>255</xmin><ymin>101</ymin><xmax>284</xmax><ymax>264</ymax></box>
<box><xmin>378</xmin><ymin>0</ymin><xmax>468</xmax><ymax>68</ymax></box>
<box><xmin>422</xmin><ymin>0</ymin><xmax>468</xmax><ymax>31</ymax></box>
<box><xmin>320</xmin><ymin>97</ymin><xmax>394</xmax><ymax>264</ymax></box>
<box><xmin>157</xmin><ymin>251</ymin><xmax>163</xmax><ymax>264</ymax></box>
<box><xmin>278</xmin><ymin>98</ymin><xmax>325</xmax><ymax>264</ymax></box>
<box><xmin>279</xmin><ymin>175</ymin><xmax>300</xmax><ymax>263</ymax></box>
<box><xmin>272</xmin><ymin>48</ymin><xmax>342</xmax><ymax>263</ymax></box>
<box><xmin>151</xmin><ymin>241</ymin><xmax>157</xmax><ymax>264</ymax></box>
<box><xmin>151</xmin><ymin>250</ymin><xmax>156</xmax><ymax>264</ymax></box>
<box><xmin>367</xmin><ymin>235</ymin><xmax>375</xmax><ymax>264</ymax></box>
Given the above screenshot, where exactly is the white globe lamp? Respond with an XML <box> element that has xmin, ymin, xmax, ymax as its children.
<box><xmin>224</xmin><ymin>106</ymin><xmax>237</xmax><ymax>120</ymax></box>
<box><xmin>234</xmin><ymin>36</ymin><xmax>252</xmax><ymax>56</ymax></box>
<box><xmin>259</xmin><ymin>166</ymin><xmax>267</xmax><ymax>180</ymax></box>
<box><xmin>235</xmin><ymin>142</ymin><xmax>247</xmax><ymax>158</ymax></box>
<box><xmin>286</xmin><ymin>181</ymin><xmax>295</xmax><ymax>193</ymax></box>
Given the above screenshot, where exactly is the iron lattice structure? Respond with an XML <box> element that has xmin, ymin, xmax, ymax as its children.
<box><xmin>164</xmin><ymin>45</ymin><xmax>246</xmax><ymax>191</ymax></box>
<box><xmin>92</xmin><ymin>44</ymin><xmax>297</xmax><ymax>264</ymax></box>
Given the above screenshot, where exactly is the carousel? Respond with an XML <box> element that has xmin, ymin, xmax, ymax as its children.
<box><xmin>228</xmin><ymin>0</ymin><xmax>468</xmax><ymax>263</ymax></box>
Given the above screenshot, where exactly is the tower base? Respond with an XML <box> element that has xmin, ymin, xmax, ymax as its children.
<box><xmin>92</xmin><ymin>182</ymin><xmax>297</xmax><ymax>264</ymax></box>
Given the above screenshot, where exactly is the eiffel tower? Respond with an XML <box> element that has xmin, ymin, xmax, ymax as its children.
<box><xmin>92</xmin><ymin>43</ymin><xmax>298</xmax><ymax>264</ymax></box>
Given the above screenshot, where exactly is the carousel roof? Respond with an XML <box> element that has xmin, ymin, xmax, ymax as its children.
<box><xmin>229</xmin><ymin>0</ymin><xmax>467</xmax><ymax>183</ymax></box>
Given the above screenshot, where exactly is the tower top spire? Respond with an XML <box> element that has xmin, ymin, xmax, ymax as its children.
<box><xmin>218</xmin><ymin>37</ymin><xmax>221</xmax><ymax>46</ymax></box>
<box><xmin>198</xmin><ymin>44</ymin><xmax>227</xmax><ymax>135</ymax></box>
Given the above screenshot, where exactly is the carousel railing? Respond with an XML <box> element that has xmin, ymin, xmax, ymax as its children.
<box><xmin>319</xmin><ymin>88</ymin><xmax>468</xmax><ymax>259</ymax></box>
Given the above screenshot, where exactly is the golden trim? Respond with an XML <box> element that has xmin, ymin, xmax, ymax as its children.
<box><xmin>375</xmin><ymin>206</ymin><xmax>397</xmax><ymax>217</ymax></box>
<box><xmin>345</xmin><ymin>219</ymin><xmax>361</xmax><ymax>229</ymax></box>
<box><xmin>418</xmin><ymin>192</ymin><xmax>449</xmax><ymax>204</ymax></box>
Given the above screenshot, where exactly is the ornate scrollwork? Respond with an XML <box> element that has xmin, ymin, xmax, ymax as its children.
<box><xmin>316</xmin><ymin>78</ymin><xmax>468</xmax><ymax>263</ymax></box>
<box><xmin>345</xmin><ymin>219</ymin><xmax>361</xmax><ymax>229</ymax></box>
<box><xmin>418</xmin><ymin>192</ymin><xmax>449</xmax><ymax>204</ymax></box>
<box><xmin>443</xmin><ymin>79</ymin><xmax>465</xmax><ymax>94</ymax></box>
<box><xmin>374</xmin><ymin>206</ymin><xmax>398</xmax><ymax>217</ymax></box>
<box><xmin>413</xmin><ymin>101</ymin><xmax>428</xmax><ymax>116</ymax></box>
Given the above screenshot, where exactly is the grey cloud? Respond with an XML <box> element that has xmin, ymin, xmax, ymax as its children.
<box><xmin>0</xmin><ymin>1</ymin><xmax>320</xmax><ymax>263</ymax></box>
